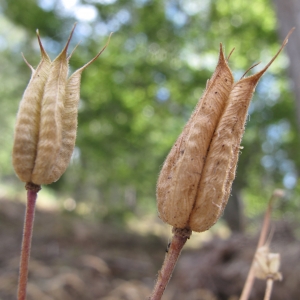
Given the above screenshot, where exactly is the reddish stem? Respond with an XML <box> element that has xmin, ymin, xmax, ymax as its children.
<box><xmin>17</xmin><ymin>182</ymin><xmax>41</xmax><ymax>300</ymax></box>
<box><xmin>149</xmin><ymin>227</ymin><xmax>192</xmax><ymax>300</ymax></box>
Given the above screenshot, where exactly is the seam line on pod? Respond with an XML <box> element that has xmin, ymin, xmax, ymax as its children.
<box><xmin>12</xmin><ymin>31</ymin><xmax>52</xmax><ymax>183</ymax></box>
<box><xmin>157</xmin><ymin>44</ymin><xmax>234</xmax><ymax>229</ymax></box>
<box><xmin>31</xmin><ymin>24</ymin><xmax>77</xmax><ymax>185</ymax></box>
<box><xmin>188</xmin><ymin>28</ymin><xmax>294</xmax><ymax>232</ymax></box>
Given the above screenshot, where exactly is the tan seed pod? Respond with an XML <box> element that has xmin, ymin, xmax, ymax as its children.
<box><xmin>189</xmin><ymin>30</ymin><xmax>293</xmax><ymax>232</ymax></box>
<box><xmin>12</xmin><ymin>31</ymin><xmax>51</xmax><ymax>182</ymax></box>
<box><xmin>13</xmin><ymin>25</ymin><xmax>111</xmax><ymax>186</ymax></box>
<box><xmin>253</xmin><ymin>246</ymin><xmax>282</xmax><ymax>281</ymax></box>
<box><xmin>31</xmin><ymin>25</ymin><xmax>76</xmax><ymax>185</ymax></box>
<box><xmin>157</xmin><ymin>29</ymin><xmax>294</xmax><ymax>232</ymax></box>
<box><xmin>157</xmin><ymin>44</ymin><xmax>234</xmax><ymax>229</ymax></box>
<box><xmin>48</xmin><ymin>35</ymin><xmax>111</xmax><ymax>183</ymax></box>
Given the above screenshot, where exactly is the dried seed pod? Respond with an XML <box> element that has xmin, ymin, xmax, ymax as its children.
<box><xmin>157</xmin><ymin>29</ymin><xmax>293</xmax><ymax>232</ymax></box>
<box><xmin>48</xmin><ymin>36</ymin><xmax>111</xmax><ymax>182</ymax></box>
<box><xmin>13</xmin><ymin>25</ymin><xmax>110</xmax><ymax>186</ymax></box>
<box><xmin>254</xmin><ymin>246</ymin><xmax>282</xmax><ymax>281</ymax></box>
<box><xmin>189</xmin><ymin>31</ymin><xmax>292</xmax><ymax>232</ymax></box>
<box><xmin>31</xmin><ymin>25</ymin><xmax>76</xmax><ymax>185</ymax></box>
<box><xmin>12</xmin><ymin>31</ymin><xmax>51</xmax><ymax>182</ymax></box>
<box><xmin>157</xmin><ymin>44</ymin><xmax>234</xmax><ymax>229</ymax></box>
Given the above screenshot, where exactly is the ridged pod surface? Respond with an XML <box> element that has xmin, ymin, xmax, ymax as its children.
<box><xmin>189</xmin><ymin>32</ymin><xmax>291</xmax><ymax>232</ymax></box>
<box><xmin>157</xmin><ymin>29</ymin><xmax>293</xmax><ymax>232</ymax></box>
<box><xmin>31</xmin><ymin>26</ymin><xmax>76</xmax><ymax>185</ymax></box>
<box><xmin>12</xmin><ymin>25</ymin><xmax>110</xmax><ymax>186</ymax></box>
<box><xmin>12</xmin><ymin>32</ymin><xmax>51</xmax><ymax>183</ymax></box>
<box><xmin>157</xmin><ymin>44</ymin><xmax>234</xmax><ymax>229</ymax></box>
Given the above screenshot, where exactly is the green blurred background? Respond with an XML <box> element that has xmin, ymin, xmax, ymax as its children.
<box><xmin>1</xmin><ymin>0</ymin><xmax>299</xmax><ymax>230</ymax></box>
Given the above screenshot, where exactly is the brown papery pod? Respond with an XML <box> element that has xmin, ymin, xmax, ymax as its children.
<box><xmin>157</xmin><ymin>28</ymin><xmax>294</xmax><ymax>232</ymax></box>
<box><xmin>31</xmin><ymin>25</ymin><xmax>76</xmax><ymax>185</ymax></box>
<box><xmin>157</xmin><ymin>45</ymin><xmax>234</xmax><ymax>229</ymax></box>
<box><xmin>189</xmin><ymin>29</ymin><xmax>293</xmax><ymax>232</ymax></box>
<box><xmin>13</xmin><ymin>24</ymin><xmax>110</xmax><ymax>186</ymax></box>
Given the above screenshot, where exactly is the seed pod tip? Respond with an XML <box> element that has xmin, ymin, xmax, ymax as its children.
<box><xmin>258</xmin><ymin>28</ymin><xmax>294</xmax><ymax>75</ymax></box>
<box><xmin>21</xmin><ymin>53</ymin><xmax>34</xmax><ymax>72</ymax></box>
<box><xmin>36</xmin><ymin>30</ymin><xmax>50</xmax><ymax>61</ymax></box>
<box><xmin>226</xmin><ymin>47</ymin><xmax>235</xmax><ymax>61</ymax></box>
<box><xmin>240</xmin><ymin>61</ymin><xmax>261</xmax><ymax>80</ymax></box>
<box><xmin>73</xmin><ymin>32</ymin><xmax>112</xmax><ymax>74</ymax></box>
<box><xmin>157</xmin><ymin>29</ymin><xmax>294</xmax><ymax>233</ymax></box>
<box><xmin>67</xmin><ymin>41</ymin><xmax>81</xmax><ymax>61</ymax></box>
<box><xmin>55</xmin><ymin>23</ymin><xmax>77</xmax><ymax>61</ymax></box>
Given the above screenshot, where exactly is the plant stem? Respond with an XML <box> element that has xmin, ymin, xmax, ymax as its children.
<box><xmin>149</xmin><ymin>227</ymin><xmax>192</xmax><ymax>300</ymax></box>
<box><xmin>239</xmin><ymin>190</ymin><xmax>283</xmax><ymax>300</ymax></box>
<box><xmin>263</xmin><ymin>278</ymin><xmax>274</xmax><ymax>300</ymax></box>
<box><xmin>239</xmin><ymin>201</ymin><xmax>272</xmax><ymax>300</ymax></box>
<box><xmin>17</xmin><ymin>182</ymin><xmax>41</xmax><ymax>300</ymax></box>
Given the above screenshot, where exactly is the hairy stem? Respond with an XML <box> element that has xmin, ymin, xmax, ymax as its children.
<box><xmin>17</xmin><ymin>182</ymin><xmax>41</xmax><ymax>300</ymax></box>
<box><xmin>263</xmin><ymin>279</ymin><xmax>274</xmax><ymax>300</ymax></box>
<box><xmin>149</xmin><ymin>227</ymin><xmax>192</xmax><ymax>300</ymax></box>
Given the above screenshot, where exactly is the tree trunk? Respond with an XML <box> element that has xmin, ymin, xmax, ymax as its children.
<box><xmin>273</xmin><ymin>0</ymin><xmax>300</xmax><ymax>130</ymax></box>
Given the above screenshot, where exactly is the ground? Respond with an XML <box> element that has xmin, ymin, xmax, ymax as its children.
<box><xmin>0</xmin><ymin>197</ymin><xmax>299</xmax><ymax>300</ymax></box>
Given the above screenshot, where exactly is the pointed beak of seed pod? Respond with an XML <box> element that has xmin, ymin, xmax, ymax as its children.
<box><xmin>12</xmin><ymin>25</ymin><xmax>111</xmax><ymax>186</ymax></box>
<box><xmin>157</xmin><ymin>28</ymin><xmax>294</xmax><ymax>233</ymax></box>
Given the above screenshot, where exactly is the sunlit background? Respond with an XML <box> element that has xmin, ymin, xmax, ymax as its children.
<box><xmin>1</xmin><ymin>0</ymin><xmax>299</xmax><ymax>221</ymax></box>
<box><xmin>0</xmin><ymin>0</ymin><xmax>300</xmax><ymax>298</ymax></box>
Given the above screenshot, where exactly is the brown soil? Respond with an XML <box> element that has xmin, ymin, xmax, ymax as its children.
<box><xmin>0</xmin><ymin>198</ymin><xmax>299</xmax><ymax>300</ymax></box>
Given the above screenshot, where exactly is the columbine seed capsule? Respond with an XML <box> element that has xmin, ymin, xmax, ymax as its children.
<box><xmin>13</xmin><ymin>25</ymin><xmax>110</xmax><ymax>186</ymax></box>
<box><xmin>157</xmin><ymin>44</ymin><xmax>234</xmax><ymax>229</ymax></box>
<box><xmin>157</xmin><ymin>29</ymin><xmax>293</xmax><ymax>232</ymax></box>
<box><xmin>189</xmin><ymin>32</ymin><xmax>292</xmax><ymax>232</ymax></box>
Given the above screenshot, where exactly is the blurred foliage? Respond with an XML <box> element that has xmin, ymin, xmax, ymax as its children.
<box><xmin>1</xmin><ymin>0</ymin><xmax>299</xmax><ymax>222</ymax></box>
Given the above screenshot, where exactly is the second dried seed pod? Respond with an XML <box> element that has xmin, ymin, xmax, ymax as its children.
<box><xmin>12</xmin><ymin>25</ymin><xmax>110</xmax><ymax>186</ymax></box>
<box><xmin>157</xmin><ymin>29</ymin><xmax>293</xmax><ymax>232</ymax></box>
